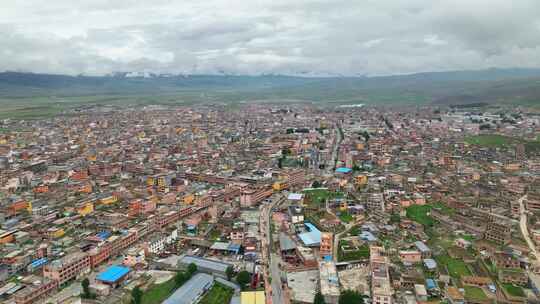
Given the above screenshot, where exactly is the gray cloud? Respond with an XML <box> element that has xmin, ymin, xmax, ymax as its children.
<box><xmin>1</xmin><ymin>0</ymin><xmax>540</xmax><ymax>76</ymax></box>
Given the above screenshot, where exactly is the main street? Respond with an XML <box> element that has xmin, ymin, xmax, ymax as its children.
<box><xmin>518</xmin><ymin>194</ymin><xmax>537</xmax><ymax>261</ymax></box>
<box><xmin>260</xmin><ymin>194</ymin><xmax>286</xmax><ymax>304</ymax></box>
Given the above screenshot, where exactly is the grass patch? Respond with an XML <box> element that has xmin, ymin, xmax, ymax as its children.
<box><xmin>464</xmin><ymin>286</ymin><xmax>487</xmax><ymax>301</ymax></box>
<box><xmin>503</xmin><ymin>283</ymin><xmax>525</xmax><ymax>298</ymax></box>
<box><xmin>199</xmin><ymin>282</ymin><xmax>234</xmax><ymax>304</ymax></box>
<box><xmin>406</xmin><ymin>205</ymin><xmax>435</xmax><ymax>227</ymax></box>
<box><xmin>465</xmin><ymin>134</ymin><xmax>520</xmax><ymax>147</ymax></box>
<box><xmin>141</xmin><ymin>277</ymin><xmax>178</xmax><ymax>304</ymax></box>
<box><xmin>302</xmin><ymin>189</ymin><xmax>343</xmax><ymax>207</ymax></box>
<box><xmin>435</xmin><ymin>254</ymin><xmax>471</xmax><ymax>278</ymax></box>
<box><xmin>338</xmin><ymin>212</ymin><xmax>354</xmax><ymax>223</ymax></box>
<box><xmin>432</xmin><ymin>202</ymin><xmax>455</xmax><ymax>216</ymax></box>
<box><xmin>338</xmin><ymin>241</ymin><xmax>370</xmax><ymax>262</ymax></box>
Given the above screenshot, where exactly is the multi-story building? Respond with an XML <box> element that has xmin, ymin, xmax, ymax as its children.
<box><xmin>320</xmin><ymin>232</ymin><xmax>333</xmax><ymax>258</ymax></box>
<box><xmin>483</xmin><ymin>219</ymin><xmax>511</xmax><ymax>245</ymax></box>
<box><xmin>43</xmin><ymin>252</ymin><xmax>91</xmax><ymax>285</ymax></box>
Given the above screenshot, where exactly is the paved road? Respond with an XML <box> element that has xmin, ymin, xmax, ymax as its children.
<box><xmin>518</xmin><ymin>195</ymin><xmax>538</xmax><ymax>261</ymax></box>
<box><xmin>260</xmin><ymin>195</ymin><xmax>286</xmax><ymax>304</ymax></box>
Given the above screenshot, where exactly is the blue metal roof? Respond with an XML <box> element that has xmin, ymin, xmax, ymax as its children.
<box><xmin>97</xmin><ymin>265</ymin><xmax>130</xmax><ymax>283</ymax></box>
<box><xmin>336</xmin><ymin>167</ymin><xmax>352</xmax><ymax>173</ymax></box>
<box><xmin>97</xmin><ymin>231</ymin><xmax>111</xmax><ymax>240</ymax></box>
<box><xmin>426</xmin><ymin>279</ymin><xmax>437</xmax><ymax>290</ymax></box>
<box><xmin>298</xmin><ymin>222</ymin><xmax>321</xmax><ymax>246</ymax></box>
<box><xmin>30</xmin><ymin>258</ymin><xmax>48</xmax><ymax>268</ymax></box>
<box><xmin>415</xmin><ymin>241</ymin><xmax>431</xmax><ymax>253</ymax></box>
<box><xmin>423</xmin><ymin>258</ymin><xmax>437</xmax><ymax>270</ymax></box>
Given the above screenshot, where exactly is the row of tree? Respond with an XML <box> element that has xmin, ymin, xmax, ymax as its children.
<box><xmin>314</xmin><ymin>290</ymin><xmax>366</xmax><ymax>304</ymax></box>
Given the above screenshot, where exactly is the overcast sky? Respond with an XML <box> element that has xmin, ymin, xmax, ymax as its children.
<box><xmin>2</xmin><ymin>0</ymin><xmax>540</xmax><ymax>76</ymax></box>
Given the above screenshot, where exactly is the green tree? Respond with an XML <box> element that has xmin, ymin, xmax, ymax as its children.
<box><xmin>175</xmin><ymin>271</ymin><xmax>188</xmax><ymax>286</ymax></box>
<box><xmin>236</xmin><ymin>270</ymin><xmax>251</xmax><ymax>288</ymax></box>
<box><xmin>312</xmin><ymin>181</ymin><xmax>322</xmax><ymax>188</ymax></box>
<box><xmin>188</xmin><ymin>263</ymin><xmax>198</xmax><ymax>275</ymax></box>
<box><xmin>81</xmin><ymin>278</ymin><xmax>90</xmax><ymax>298</ymax></box>
<box><xmin>226</xmin><ymin>266</ymin><xmax>234</xmax><ymax>281</ymax></box>
<box><xmin>131</xmin><ymin>286</ymin><xmax>143</xmax><ymax>304</ymax></box>
<box><xmin>339</xmin><ymin>290</ymin><xmax>364</xmax><ymax>304</ymax></box>
<box><xmin>314</xmin><ymin>291</ymin><xmax>326</xmax><ymax>304</ymax></box>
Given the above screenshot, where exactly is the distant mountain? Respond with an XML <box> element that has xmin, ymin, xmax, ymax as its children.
<box><xmin>1</xmin><ymin>68</ymin><xmax>540</xmax><ymax>105</ymax></box>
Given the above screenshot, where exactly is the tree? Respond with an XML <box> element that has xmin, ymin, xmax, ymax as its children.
<box><xmin>81</xmin><ymin>278</ymin><xmax>90</xmax><ymax>298</ymax></box>
<box><xmin>226</xmin><ymin>266</ymin><xmax>234</xmax><ymax>281</ymax></box>
<box><xmin>339</xmin><ymin>290</ymin><xmax>364</xmax><ymax>304</ymax></box>
<box><xmin>314</xmin><ymin>291</ymin><xmax>326</xmax><ymax>304</ymax></box>
<box><xmin>175</xmin><ymin>271</ymin><xmax>188</xmax><ymax>286</ymax></box>
<box><xmin>188</xmin><ymin>263</ymin><xmax>198</xmax><ymax>275</ymax></box>
<box><xmin>131</xmin><ymin>286</ymin><xmax>143</xmax><ymax>304</ymax></box>
<box><xmin>312</xmin><ymin>181</ymin><xmax>322</xmax><ymax>188</ymax></box>
<box><xmin>236</xmin><ymin>270</ymin><xmax>251</xmax><ymax>288</ymax></box>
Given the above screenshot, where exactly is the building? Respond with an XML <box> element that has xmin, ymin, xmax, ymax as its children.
<box><xmin>319</xmin><ymin>261</ymin><xmax>340</xmax><ymax>304</ymax></box>
<box><xmin>414</xmin><ymin>241</ymin><xmax>432</xmax><ymax>258</ymax></box>
<box><xmin>178</xmin><ymin>255</ymin><xmax>232</xmax><ymax>278</ymax></box>
<box><xmin>163</xmin><ymin>273</ymin><xmax>214</xmax><ymax>304</ymax></box>
<box><xmin>96</xmin><ymin>265</ymin><xmax>131</xmax><ymax>287</ymax></box>
<box><xmin>320</xmin><ymin>232</ymin><xmax>333</xmax><ymax>259</ymax></box>
<box><xmin>43</xmin><ymin>252</ymin><xmax>91</xmax><ymax>285</ymax></box>
<box><xmin>484</xmin><ymin>219</ymin><xmax>511</xmax><ymax>245</ymax></box>
<box><xmin>298</xmin><ymin>223</ymin><xmax>322</xmax><ymax>247</ymax></box>
<box><xmin>240</xmin><ymin>291</ymin><xmax>266</xmax><ymax>304</ymax></box>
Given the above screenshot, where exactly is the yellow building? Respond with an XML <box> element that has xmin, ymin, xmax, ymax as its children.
<box><xmin>48</xmin><ymin>228</ymin><xmax>65</xmax><ymax>239</ymax></box>
<box><xmin>240</xmin><ymin>291</ymin><xmax>265</xmax><ymax>304</ymax></box>
<box><xmin>355</xmin><ymin>175</ymin><xmax>368</xmax><ymax>185</ymax></box>
<box><xmin>183</xmin><ymin>194</ymin><xmax>195</xmax><ymax>204</ymax></box>
<box><xmin>77</xmin><ymin>202</ymin><xmax>94</xmax><ymax>216</ymax></box>
<box><xmin>273</xmin><ymin>181</ymin><xmax>287</xmax><ymax>191</ymax></box>
<box><xmin>146</xmin><ymin>176</ymin><xmax>155</xmax><ymax>186</ymax></box>
<box><xmin>100</xmin><ymin>195</ymin><xmax>118</xmax><ymax>205</ymax></box>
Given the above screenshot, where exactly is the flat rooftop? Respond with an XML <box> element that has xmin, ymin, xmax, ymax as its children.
<box><xmin>287</xmin><ymin>270</ymin><xmax>318</xmax><ymax>303</ymax></box>
<box><xmin>163</xmin><ymin>273</ymin><xmax>214</xmax><ymax>304</ymax></box>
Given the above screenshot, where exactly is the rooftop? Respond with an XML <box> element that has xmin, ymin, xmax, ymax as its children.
<box><xmin>97</xmin><ymin>265</ymin><xmax>131</xmax><ymax>283</ymax></box>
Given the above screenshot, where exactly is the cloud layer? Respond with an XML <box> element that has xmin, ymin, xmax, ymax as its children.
<box><xmin>1</xmin><ymin>0</ymin><xmax>540</xmax><ymax>76</ymax></box>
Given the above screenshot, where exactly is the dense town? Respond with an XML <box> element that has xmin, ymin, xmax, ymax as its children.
<box><xmin>0</xmin><ymin>103</ymin><xmax>539</xmax><ymax>304</ymax></box>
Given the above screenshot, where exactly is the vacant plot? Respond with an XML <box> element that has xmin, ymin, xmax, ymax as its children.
<box><xmin>141</xmin><ymin>277</ymin><xmax>177</xmax><ymax>304</ymax></box>
<box><xmin>435</xmin><ymin>254</ymin><xmax>471</xmax><ymax>278</ymax></box>
<box><xmin>199</xmin><ymin>283</ymin><xmax>234</xmax><ymax>304</ymax></box>
<box><xmin>503</xmin><ymin>283</ymin><xmax>525</xmax><ymax>298</ymax></box>
<box><xmin>465</xmin><ymin>134</ymin><xmax>519</xmax><ymax>147</ymax></box>
<box><xmin>432</xmin><ymin>202</ymin><xmax>455</xmax><ymax>216</ymax></box>
<box><xmin>338</xmin><ymin>212</ymin><xmax>354</xmax><ymax>223</ymax></box>
<box><xmin>303</xmin><ymin>189</ymin><xmax>343</xmax><ymax>207</ymax></box>
<box><xmin>338</xmin><ymin>240</ymin><xmax>370</xmax><ymax>262</ymax></box>
<box><xmin>464</xmin><ymin>286</ymin><xmax>488</xmax><ymax>301</ymax></box>
<box><xmin>406</xmin><ymin>205</ymin><xmax>435</xmax><ymax>227</ymax></box>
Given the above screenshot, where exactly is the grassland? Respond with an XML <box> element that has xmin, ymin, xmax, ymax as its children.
<box><xmin>302</xmin><ymin>189</ymin><xmax>343</xmax><ymax>207</ymax></box>
<box><xmin>464</xmin><ymin>134</ymin><xmax>521</xmax><ymax>147</ymax></box>
<box><xmin>406</xmin><ymin>205</ymin><xmax>435</xmax><ymax>227</ymax></box>
<box><xmin>141</xmin><ymin>277</ymin><xmax>178</xmax><ymax>304</ymax></box>
<box><xmin>464</xmin><ymin>286</ymin><xmax>488</xmax><ymax>301</ymax></box>
<box><xmin>502</xmin><ymin>283</ymin><xmax>525</xmax><ymax>297</ymax></box>
<box><xmin>338</xmin><ymin>241</ymin><xmax>370</xmax><ymax>262</ymax></box>
<box><xmin>199</xmin><ymin>283</ymin><xmax>234</xmax><ymax>304</ymax></box>
<box><xmin>338</xmin><ymin>211</ymin><xmax>354</xmax><ymax>223</ymax></box>
<box><xmin>465</xmin><ymin>134</ymin><xmax>540</xmax><ymax>154</ymax></box>
<box><xmin>435</xmin><ymin>254</ymin><xmax>472</xmax><ymax>278</ymax></box>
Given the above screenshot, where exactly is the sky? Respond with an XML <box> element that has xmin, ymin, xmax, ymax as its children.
<box><xmin>1</xmin><ymin>0</ymin><xmax>540</xmax><ymax>76</ymax></box>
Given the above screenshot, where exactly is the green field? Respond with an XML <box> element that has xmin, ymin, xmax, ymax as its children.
<box><xmin>503</xmin><ymin>283</ymin><xmax>525</xmax><ymax>297</ymax></box>
<box><xmin>465</xmin><ymin>134</ymin><xmax>521</xmax><ymax>147</ymax></box>
<box><xmin>464</xmin><ymin>286</ymin><xmax>488</xmax><ymax>301</ymax></box>
<box><xmin>406</xmin><ymin>205</ymin><xmax>435</xmax><ymax>227</ymax></box>
<box><xmin>338</xmin><ymin>241</ymin><xmax>370</xmax><ymax>262</ymax></box>
<box><xmin>141</xmin><ymin>277</ymin><xmax>178</xmax><ymax>304</ymax></box>
<box><xmin>435</xmin><ymin>254</ymin><xmax>472</xmax><ymax>278</ymax></box>
<box><xmin>199</xmin><ymin>283</ymin><xmax>234</xmax><ymax>304</ymax></box>
<box><xmin>338</xmin><ymin>212</ymin><xmax>354</xmax><ymax>223</ymax></box>
<box><xmin>432</xmin><ymin>202</ymin><xmax>455</xmax><ymax>216</ymax></box>
<box><xmin>303</xmin><ymin>189</ymin><xmax>343</xmax><ymax>207</ymax></box>
<box><xmin>465</xmin><ymin>134</ymin><xmax>540</xmax><ymax>154</ymax></box>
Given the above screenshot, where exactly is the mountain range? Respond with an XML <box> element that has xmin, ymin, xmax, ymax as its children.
<box><xmin>1</xmin><ymin>68</ymin><xmax>540</xmax><ymax>106</ymax></box>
